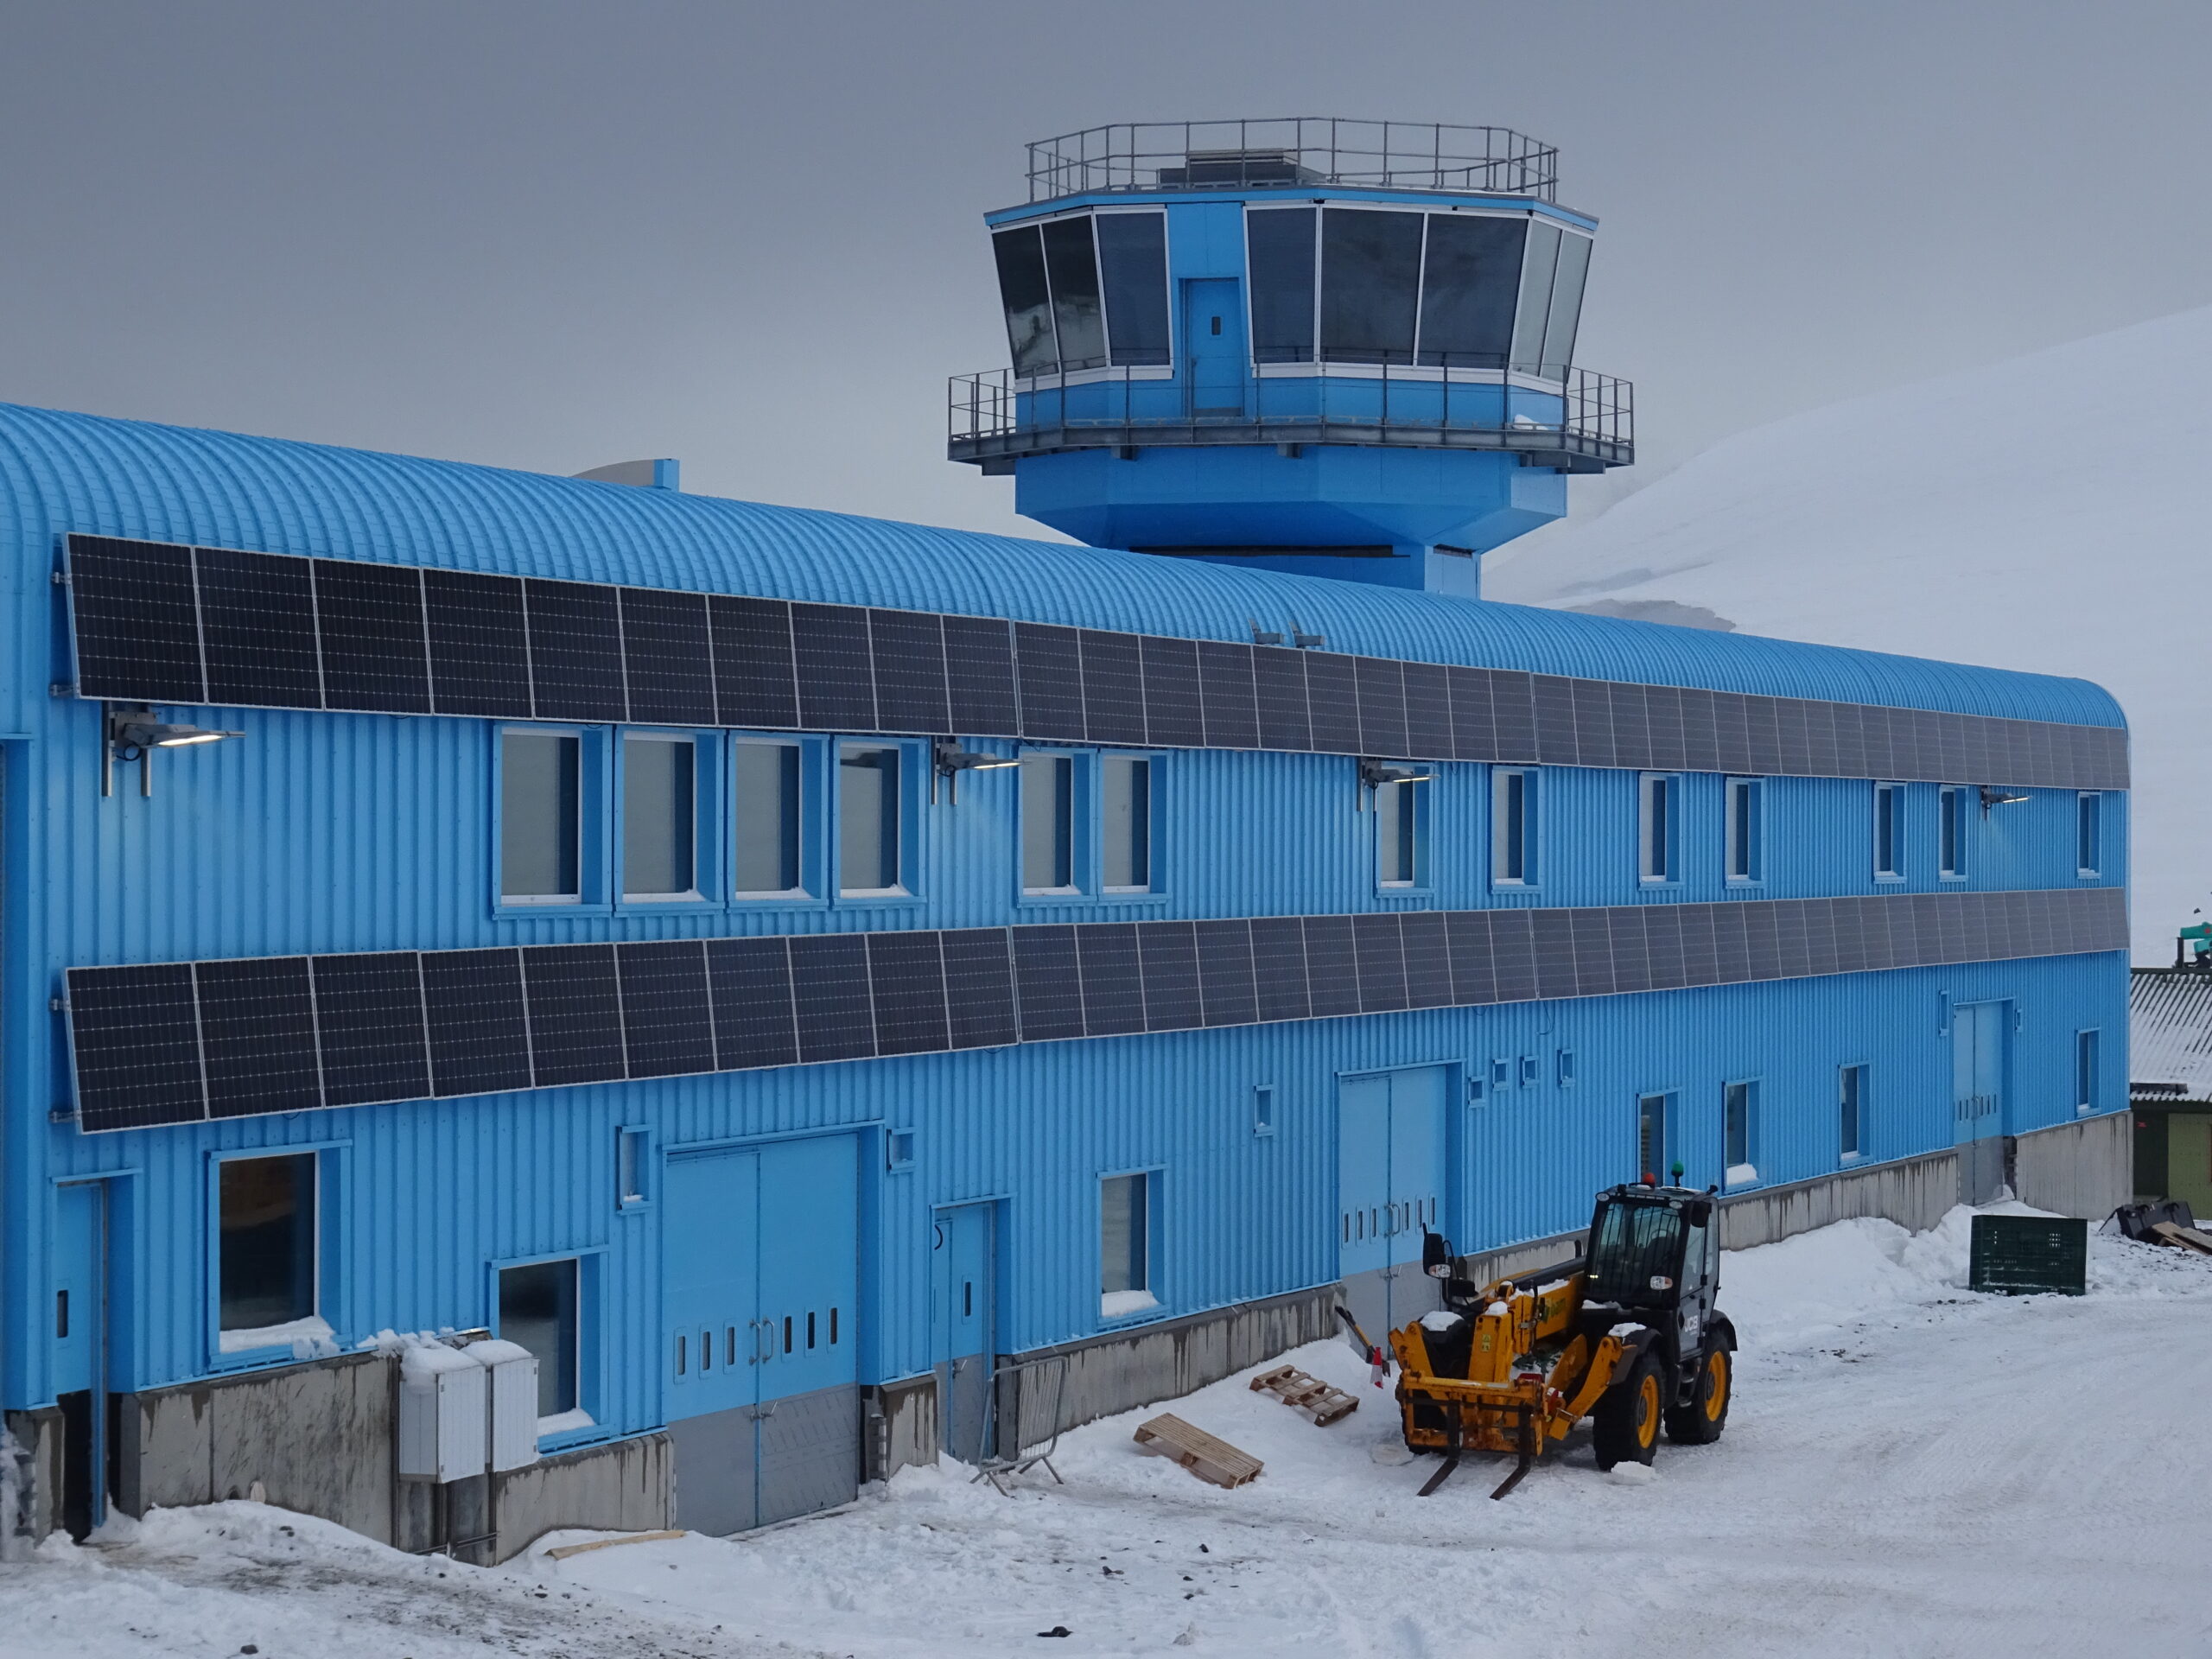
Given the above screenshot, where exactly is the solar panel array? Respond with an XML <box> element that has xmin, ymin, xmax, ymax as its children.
<box><xmin>66</xmin><ymin>887</ymin><xmax>2127</xmax><ymax>1132</ymax></box>
<box><xmin>65</xmin><ymin>535</ymin><xmax>2127</xmax><ymax>790</ymax></box>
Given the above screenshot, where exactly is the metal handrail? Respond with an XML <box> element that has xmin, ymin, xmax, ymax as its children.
<box><xmin>1027</xmin><ymin>118</ymin><xmax>1559</xmax><ymax>203</ymax></box>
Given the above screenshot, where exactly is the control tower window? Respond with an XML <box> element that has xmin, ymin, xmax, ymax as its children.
<box><xmin>1416</xmin><ymin>214</ymin><xmax>1525</xmax><ymax>370</ymax></box>
<box><xmin>1510</xmin><ymin>221</ymin><xmax>1562</xmax><ymax>377</ymax></box>
<box><xmin>1041</xmin><ymin>217</ymin><xmax>1108</xmax><ymax>371</ymax></box>
<box><xmin>1247</xmin><ymin>207</ymin><xmax>1316</xmax><ymax>363</ymax></box>
<box><xmin>1096</xmin><ymin>213</ymin><xmax>1171</xmax><ymax>365</ymax></box>
<box><xmin>1320</xmin><ymin>207</ymin><xmax>1423</xmax><ymax>365</ymax></box>
<box><xmin>1539</xmin><ymin>232</ymin><xmax>1592</xmax><ymax>380</ymax></box>
<box><xmin>992</xmin><ymin>225</ymin><xmax>1058</xmax><ymax>377</ymax></box>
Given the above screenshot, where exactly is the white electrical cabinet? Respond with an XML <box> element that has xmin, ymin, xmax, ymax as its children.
<box><xmin>468</xmin><ymin>1338</ymin><xmax>542</xmax><ymax>1473</ymax></box>
<box><xmin>397</xmin><ymin>1342</ymin><xmax>488</xmax><ymax>1484</ymax></box>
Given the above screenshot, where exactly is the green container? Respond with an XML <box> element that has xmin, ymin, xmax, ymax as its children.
<box><xmin>1968</xmin><ymin>1214</ymin><xmax>2088</xmax><ymax>1296</ymax></box>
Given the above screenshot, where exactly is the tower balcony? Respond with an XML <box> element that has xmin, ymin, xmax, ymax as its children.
<box><xmin>948</xmin><ymin>360</ymin><xmax>1633</xmax><ymax>476</ymax></box>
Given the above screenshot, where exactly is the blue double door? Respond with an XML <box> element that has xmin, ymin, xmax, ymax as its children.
<box><xmin>1952</xmin><ymin>1001</ymin><xmax>2009</xmax><ymax>1205</ymax></box>
<box><xmin>664</xmin><ymin>1135</ymin><xmax>858</xmax><ymax>1535</ymax></box>
<box><xmin>1338</xmin><ymin>1065</ymin><xmax>1450</xmax><ymax>1332</ymax></box>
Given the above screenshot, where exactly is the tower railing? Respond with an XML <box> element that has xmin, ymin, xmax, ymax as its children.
<box><xmin>1026</xmin><ymin>119</ymin><xmax>1559</xmax><ymax>203</ymax></box>
<box><xmin>947</xmin><ymin>360</ymin><xmax>1633</xmax><ymax>470</ymax></box>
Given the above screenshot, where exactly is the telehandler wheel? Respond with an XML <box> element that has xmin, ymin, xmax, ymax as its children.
<box><xmin>1592</xmin><ymin>1351</ymin><xmax>1663</xmax><ymax>1471</ymax></box>
<box><xmin>1665</xmin><ymin>1341</ymin><xmax>1732</xmax><ymax>1446</ymax></box>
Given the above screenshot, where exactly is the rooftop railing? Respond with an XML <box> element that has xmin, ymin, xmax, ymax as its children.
<box><xmin>1027</xmin><ymin>119</ymin><xmax>1560</xmax><ymax>204</ymax></box>
<box><xmin>947</xmin><ymin>361</ymin><xmax>1633</xmax><ymax>473</ymax></box>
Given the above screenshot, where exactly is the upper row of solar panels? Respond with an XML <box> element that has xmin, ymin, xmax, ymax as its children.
<box><xmin>66</xmin><ymin>886</ymin><xmax>2126</xmax><ymax>1134</ymax></box>
<box><xmin>64</xmin><ymin>535</ymin><xmax>2128</xmax><ymax>789</ymax></box>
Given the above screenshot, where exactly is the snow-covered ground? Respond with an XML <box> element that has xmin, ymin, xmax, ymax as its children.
<box><xmin>11</xmin><ymin>1207</ymin><xmax>2210</xmax><ymax>1658</ymax></box>
<box><xmin>1484</xmin><ymin>305</ymin><xmax>2212</xmax><ymax>961</ymax></box>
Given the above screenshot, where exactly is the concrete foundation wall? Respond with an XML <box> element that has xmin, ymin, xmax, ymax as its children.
<box><xmin>1718</xmin><ymin>1148</ymin><xmax>1960</xmax><ymax>1249</ymax></box>
<box><xmin>865</xmin><ymin>1376</ymin><xmax>939</xmax><ymax>1484</ymax></box>
<box><xmin>2011</xmin><ymin>1111</ymin><xmax>2130</xmax><ymax>1220</ymax></box>
<box><xmin>2</xmin><ymin>1409</ymin><xmax>60</xmax><ymax>1558</ymax></box>
<box><xmin>490</xmin><ymin>1433</ymin><xmax>673</xmax><ymax>1563</ymax></box>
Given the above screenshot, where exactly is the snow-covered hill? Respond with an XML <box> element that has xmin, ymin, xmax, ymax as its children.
<box><xmin>1487</xmin><ymin>306</ymin><xmax>2212</xmax><ymax>961</ymax></box>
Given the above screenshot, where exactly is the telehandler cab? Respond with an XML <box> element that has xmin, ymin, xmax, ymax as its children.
<box><xmin>1388</xmin><ymin>1180</ymin><xmax>1736</xmax><ymax>1497</ymax></box>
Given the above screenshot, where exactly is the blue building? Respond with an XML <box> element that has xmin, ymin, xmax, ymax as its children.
<box><xmin>4</xmin><ymin>119</ymin><xmax>2128</xmax><ymax>1555</ymax></box>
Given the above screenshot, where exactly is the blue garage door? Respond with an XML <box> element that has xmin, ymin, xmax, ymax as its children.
<box><xmin>1338</xmin><ymin>1065</ymin><xmax>1448</xmax><ymax>1329</ymax></box>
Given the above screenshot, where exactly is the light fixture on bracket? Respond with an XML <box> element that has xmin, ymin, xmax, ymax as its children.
<box><xmin>1978</xmin><ymin>785</ymin><xmax>2031</xmax><ymax>815</ymax></box>
<box><xmin>931</xmin><ymin>735</ymin><xmax>1018</xmax><ymax>803</ymax></box>
<box><xmin>104</xmin><ymin>702</ymin><xmax>243</xmax><ymax>798</ymax></box>
<box><xmin>1357</xmin><ymin>757</ymin><xmax>1433</xmax><ymax>807</ymax></box>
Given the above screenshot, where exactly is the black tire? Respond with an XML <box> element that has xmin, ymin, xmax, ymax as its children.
<box><xmin>1665</xmin><ymin>1340</ymin><xmax>1732</xmax><ymax>1445</ymax></box>
<box><xmin>1592</xmin><ymin>1350</ymin><xmax>1664</xmax><ymax>1470</ymax></box>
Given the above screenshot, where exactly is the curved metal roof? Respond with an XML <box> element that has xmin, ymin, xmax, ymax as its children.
<box><xmin>0</xmin><ymin>400</ymin><xmax>2122</xmax><ymax>728</ymax></box>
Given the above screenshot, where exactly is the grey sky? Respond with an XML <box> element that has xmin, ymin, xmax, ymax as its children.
<box><xmin>1</xmin><ymin>1</ymin><xmax>2206</xmax><ymax>542</ymax></box>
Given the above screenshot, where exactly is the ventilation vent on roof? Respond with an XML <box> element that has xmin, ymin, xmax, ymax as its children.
<box><xmin>573</xmin><ymin>459</ymin><xmax>680</xmax><ymax>491</ymax></box>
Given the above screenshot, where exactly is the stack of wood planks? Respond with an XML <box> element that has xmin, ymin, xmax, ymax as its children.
<box><xmin>1132</xmin><ymin>1414</ymin><xmax>1263</xmax><ymax>1489</ymax></box>
<box><xmin>1247</xmin><ymin>1364</ymin><xmax>1359</xmax><ymax>1426</ymax></box>
<box><xmin>2148</xmin><ymin>1219</ymin><xmax>2212</xmax><ymax>1254</ymax></box>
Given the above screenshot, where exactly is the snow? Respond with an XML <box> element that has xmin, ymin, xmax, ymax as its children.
<box><xmin>215</xmin><ymin>1314</ymin><xmax>333</xmax><ymax>1356</ymax></box>
<box><xmin>1099</xmin><ymin>1289</ymin><xmax>1159</xmax><ymax>1319</ymax></box>
<box><xmin>1725</xmin><ymin>1162</ymin><xmax>1759</xmax><ymax>1187</ymax></box>
<box><xmin>22</xmin><ymin>1205</ymin><xmax>2212</xmax><ymax>1656</ymax></box>
<box><xmin>537</xmin><ymin>1406</ymin><xmax>595</xmax><ymax>1435</ymax></box>
<box><xmin>1486</xmin><ymin>303</ymin><xmax>2212</xmax><ymax>959</ymax></box>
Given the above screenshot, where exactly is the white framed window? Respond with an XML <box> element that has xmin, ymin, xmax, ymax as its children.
<box><xmin>1020</xmin><ymin>752</ymin><xmax>1078</xmax><ymax>893</ymax></box>
<box><xmin>1873</xmin><ymin>783</ymin><xmax>1905</xmax><ymax>880</ymax></box>
<box><xmin>1938</xmin><ymin>785</ymin><xmax>1967</xmax><ymax>880</ymax></box>
<box><xmin>1639</xmin><ymin>772</ymin><xmax>1680</xmax><ymax>883</ymax></box>
<box><xmin>1840</xmin><ymin>1064</ymin><xmax>1868</xmax><ymax>1160</ymax></box>
<box><xmin>217</xmin><ymin>1152</ymin><xmax>327</xmax><ymax>1354</ymax></box>
<box><xmin>620</xmin><ymin>732</ymin><xmax>702</xmax><ymax>901</ymax></box>
<box><xmin>1251</xmin><ymin>1084</ymin><xmax>1277</xmax><ymax>1136</ymax></box>
<box><xmin>616</xmin><ymin>1126</ymin><xmax>652</xmax><ymax>1211</ymax></box>
<box><xmin>499</xmin><ymin>1257</ymin><xmax>588</xmax><ymax>1436</ymax></box>
<box><xmin>499</xmin><ymin>727</ymin><xmax>584</xmax><ymax>904</ymax></box>
<box><xmin>2076</xmin><ymin>793</ymin><xmax>2102</xmax><ymax>877</ymax></box>
<box><xmin>732</xmin><ymin>738</ymin><xmax>805</xmax><ymax>898</ymax></box>
<box><xmin>1102</xmin><ymin>755</ymin><xmax>1155</xmax><ymax>893</ymax></box>
<box><xmin>1100</xmin><ymin>1172</ymin><xmax>1157</xmax><ymax>1319</ymax></box>
<box><xmin>2075</xmin><ymin>1030</ymin><xmax>2101</xmax><ymax>1115</ymax></box>
<box><xmin>837</xmin><ymin>742</ymin><xmax>906</xmax><ymax>897</ymax></box>
<box><xmin>1492</xmin><ymin>768</ymin><xmax>1536</xmax><ymax>885</ymax></box>
<box><xmin>1725</xmin><ymin>777</ymin><xmax>1764</xmax><ymax>883</ymax></box>
<box><xmin>1376</xmin><ymin>774</ymin><xmax>1427</xmax><ymax>888</ymax></box>
<box><xmin>1724</xmin><ymin>1079</ymin><xmax>1760</xmax><ymax>1185</ymax></box>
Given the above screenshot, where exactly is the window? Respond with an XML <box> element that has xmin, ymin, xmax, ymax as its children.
<box><xmin>1375</xmin><ymin>774</ymin><xmax>1425</xmax><ymax>887</ymax></box>
<box><xmin>1840</xmin><ymin>1065</ymin><xmax>1867</xmax><ymax>1160</ymax></box>
<box><xmin>991</xmin><ymin>225</ymin><xmax>1058</xmax><ymax>377</ymax></box>
<box><xmin>1726</xmin><ymin>778</ymin><xmax>1764</xmax><ymax>883</ymax></box>
<box><xmin>1103</xmin><ymin>756</ymin><xmax>1154</xmax><ymax>892</ymax></box>
<box><xmin>1637</xmin><ymin>1093</ymin><xmax>1670</xmax><ymax>1182</ymax></box>
<box><xmin>1095</xmin><ymin>213</ymin><xmax>1171</xmax><ymax>366</ymax></box>
<box><xmin>1041</xmin><ymin>217</ymin><xmax>1107</xmax><ymax>371</ymax></box>
<box><xmin>218</xmin><ymin>1154</ymin><xmax>320</xmax><ymax>1351</ymax></box>
<box><xmin>1639</xmin><ymin>773</ymin><xmax>1678</xmax><ymax>883</ymax></box>
<box><xmin>887</xmin><ymin>1129</ymin><xmax>917</xmax><ymax>1171</ymax></box>
<box><xmin>616</xmin><ymin>1127</ymin><xmax>651</xmax><ymax>1210</ymax></box>
<box><xmin>838</xmin><ymin>744</ymin><xmax>903</xmax><ymax>894</ymax></box>
<box><xmin>1320</xmin><ymin>207</ymin><xmax>1424</xmax><ymax>365</ymax></box>
<box><xmin>1938</xmin><ymin>785</ymin><xmax>1967</xmax><ymax>880</ymax></box>
<box><xmin>1873</xmin><ymin>783</ymin><xmax>1904</xmax><ymax>880</ymax></box>
<box><xmin>1100</xmin><ymin>1173</ymin><xmax>1155</xmax><ymax>1319</ymax></box>
<box><xmin>2077</xmin><ymin>793</ymin><xmax>2101</xmax><ymax>876</ymax></box>
<box><xmin>622</xmin><ymin>734</ymin><xmax>697</xmax><ymax>899</ymax></box>
<box><xmin>1247</xmin><ymin>207</ymin><xmax>1317</xmax><ymax>363</ymax></box>
<box><xmin>1490</xmin><ymin>1058</ymin><xmax>1511</xmax><ymax>1091</ymax></box>
<box><xmin>2075</xmin><ymin>1031</ymin><xmax>2101</xmax><ymax>1115</ymax></box>
<box><xmin>1557</xmin><ymin>1049</ymin><xmax>1576</xmax><ymax>1087</ymax></box>
<box><xmin>1724</xmin><ymin>1081</ymin><xmax>1759</xmax><ymax>1184</ymax></box>
<box><xmin>992</xmin><ymin>211</ymin><xmax>1170</xmax><ymax>376</ymax></box>
<box><xmin>1417</xmin><ymin>214</ymin><xmax>1525</xmax><ymax>370</ymax></box>
<box><xmin>501</xmin><ymin>729</ymin><xmax>581</xmax><ymax>902</ymax></box>
<box><xmin>499</xmin><ymin>1258</ymin><xmax>582</xmax><ymax>1430</ymax></box>
<box><xmin>1519</xmin><ymin>1054</ymin><xmax>1539</xmax><ymax>1088</ymax></box>
<box><xmin>1021</xmin><ymin>753</ymin><xmax>1076</xmax><ymax>892</ymax></box>
<box><xmin>733</xmin><ymin>741</ymin><xmax>803</xmax><ymax>896</ymax></box>
<box><xmin>1492</xmin><ymin>768</ymin><xmax>1536</xmax><ymax>884</ymax></box>
<box><xmin>1252</xmin><ymin>1084</ymin><xmax>1276</xmax><ymax>1136</ymax></box>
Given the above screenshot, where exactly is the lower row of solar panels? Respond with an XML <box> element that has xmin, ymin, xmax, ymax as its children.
<box><xmin>65</xmin><ymin>887</ymin><xmax>2126</xmax><ymax>1134</ymax></box>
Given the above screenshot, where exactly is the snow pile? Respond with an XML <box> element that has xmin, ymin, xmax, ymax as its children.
<box><xmin>1486</xmin><ymin>303</ymin><xmax>2212</xmax><ymax>957</ymax></box>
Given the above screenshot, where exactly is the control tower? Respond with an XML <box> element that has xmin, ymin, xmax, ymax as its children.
<box><xmin>949</xmin><ymin>118</ymin><xmax>1632</xmax><ymax>598</ymax></box>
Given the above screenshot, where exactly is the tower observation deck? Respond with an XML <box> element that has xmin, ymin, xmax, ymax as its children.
<box><xmin>950</xmin><ymin>118</ymin><xmax>1633</xmax><ymax>598</ymax></box>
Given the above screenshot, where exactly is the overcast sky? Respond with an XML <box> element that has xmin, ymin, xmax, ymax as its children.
<box><xmin>1</xmin><ymin>1</ymin><xmax>2206</xmax><ymax>542</ymax></box>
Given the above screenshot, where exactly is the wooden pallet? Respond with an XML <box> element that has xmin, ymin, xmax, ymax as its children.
<box><xmin>2150</xmin><ymin>1221</ymin><xmax>2212</xmax><ymax>1255</ymax></box>
<box><xmin>1248</xmin><ymin>1363</ymin><xmax>1359</xmax><ymax>1426</ymax></box>
<box><xmin>1132</xmin><ymin>1414</ymin><xmax>1263</xmax><ymax>1489</ymax></box>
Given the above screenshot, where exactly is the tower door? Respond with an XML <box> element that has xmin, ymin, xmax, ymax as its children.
<box><xmin>931</xmin><ymin>1203</ymin><xmax>995</xmax><ymax>1465</ymax></box>
<box><xmin>1182</xmin><ymin>278</ymin><xmax>1246</xmax><ymax>415</ymax></box>
<box><xmin>1952</xmin><ymin>1001</ymin><xmax>2007</xmax><ymax>1205</ymax></box>
<box><xmin>1338</xmin><ymin>1065</ymin><xmax>1450</xmax><ymax>1332</ymax></box>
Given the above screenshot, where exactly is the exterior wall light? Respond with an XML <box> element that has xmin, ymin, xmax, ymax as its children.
<box><xmin>1357</xmin><ymin>757</ymin><xmax>1433</xmax><ymax>807</ymax></box>
<box><xmin>1978</xmin><ymin>785</ymin><xmax>2031</xmax><ymax>815</ymax></box>
<box><xmin>931</xmin><ymin>736</ymin><xmax>1017</xmax><ymax>803</ymax></box>
<box><xmin>104</xmin><ymin>702</ymin><xmax>243</xmax><ymax>798</ymax></box>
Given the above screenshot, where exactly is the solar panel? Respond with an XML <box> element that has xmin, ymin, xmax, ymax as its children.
<box><xmin>1443</xmin><ymin>910</ymin><xmax>1497</xmax><ymax>1005</ymax></box>
<box><xmin>791</xmin><ymin>604</ymin><xmax>877</xmax><ymax>732</ymax></box>
<box><xmin>1193</xmin><ymin>918</ymin><xmax>1259</xmax><ymax>1027</ymax></box>
<box><xmin>1641</xmin><ymin>684</ymin><xmax>1687</xmax><ymax>772</ymax></box>
<box><xmin>1570</xmin><ymin>679</ymin><xmax>1617</xmax><ymax>770</ymax></box>
<box><xmin>1485</xmin><ymin>910</ymin><xmax>1539</xmax><ymax>1002</ymax></box>
<box><xmin>194</xmin><ymin>956</ymin><xmax>322</xmax><ymax>1117</ymax></box>
<box><xmin>1742</xmin><ymin>693</ymin><xmax>1784</xmax><ymax>777</ymax></box>
<box><xmin>1075</xmin><ymin>922</ymin><xmax>1146</xmax><ymax>1036</ymax></box>
<box><xmin>1489</xmin><ymin>672</ymin><xmax>1540</xmax><ymax>763</ymax></box>
<box><xmin>1137</xmin><ymin>636</ymin><xmax>1205</xmax><ymax>750</ymax></box>
<box><xmin>1301</xmin><ymin>914</ymin><xmax>1361</xmax><ymax>1018</ymax></box>
<box><xmin>704</xmin><ymin>937</ymin><xmax>798</xmax><ymax>1069</ymax></box>
<box><xmin>1401</xmin><ymin>662</ymin><xmax>1453</xmax><ymax>761</ymax></box>
<box><xmin>941</xmin><ymin>927</ymin><xmax>1020</xmax><ymax>1048</ymax></box>
<box><xmin>1569</xmin><ymin>909</ymin><xmax>1616</xmax><ymax>996</ymax></box>
<box><xmin>1529</xmin><ymin>908</ymin><xmax>1578</xmax><ymax>1000</ymax></box>
<box><xmin>423</xmin><ymin>570</ymin><xmax>532</xmax><ymax>717</ymax></box>
<box><xmin>1605</xmin><ymin>909</ymin><xmax>1652</xmax><ymax>995</ymax></box>
<box><xmin>67</xmin><ymin>537</ymin><xmax>205</xmax><ymax>702</ymax></box>
<box><xmin>1078</xmin><ymin>631</ymin><xmax>1147</xmax><ymax>747</ymax></box>
<box><xmin>1708</xmin><ymin>903</ymin><xmax>1752</xmax><ymax>983</ymax></box>
<box><xmin>620</xmin><ymin>588</ymin><xmax>717</xmax><ymax>728</ymax></box>
<box><xmin>1711</xmin><ymin>692</ymin><xmax>1751</xmax><ymax>779</ymax></box>
<box><xmin>1012</xmin><ymin>925</ymin><xmax>1084</xmax><ymax>1040</ymax></box>
<box><xmin>314</xmin><ymin>561</ymin><xmax>431</xmax><ymax>714</ymax></box>
<box><xmin>1400</xmin><ymin>911</ymin><xmax>1452</xmax><ymax>1008</ymax></box>
<box><xmin>612</xmin><ymin>941</ymin><xmax>716</xmax><ymax>1078</ymax></box>
<box><xmin>1014</xmin><ymin>623</ymin><xmax>1086</xmax><ymax>741</ymax></box>
<box><xmin>1446</xmin><ymin>667</ymin><xmax>1498</xmax><ymax>762</ymax></box>
<box><xmin>943</xmin><ymin>615</ymin><xmax>1021</xmax><ymax>738</ymax></box>
<box><xmin>1249</xmin><ymin>915</ymin><xmax>1313</xmax><ymax>1022</ymax></box>
<box><xmin>1640</xmin><ymin>906</ymin><xmax>1687</xmax><ymax>989</ymax></box>
<box><xmin>788</xmin><ymin>932</ymin><xmax>875</xmax><ymax>1062</ymax></box>
<box><xmin>1352</xmin><ymin>658</ymin><xmax>1408</xmax><ymax>757</ymax></box>
<box><xmin>196</xmin><ymin>548</ymin><xmax>323</xmax><ymax>709</ymax></box>
<box><xmin>421</xmin><ymin>949</ymin><xmax>532</xmax><ymax>1096</ymax></box>
<box><xmin>1530</xmin><ymin>677</ymin><xmax>1578</xmax><ymax>766</ymax></box>
<box><xmin>311</xmin><ymin>951</ymin><xmax>431</xmax><ymax>1106</ymax></box>
<box><xmin>522</xmin><ymin>944</ymin><xmax>627</xmax><ymax>1085</ymax></box>
<box><xmin>1303</xmin><ymin>654</ymin><xmax>1362</xmax><ymax>753</ymax></box>
<box><xmin>1136</xmin><ymin>920</ymin><xmax>1203</xmax><ymax>1032</ymax></box>
<box><xmin>1250</xmin><ymin>648</ymin><xmax>1312</xmax><ymax>751</ymax></box>
<box><xmin>1351</xmin><ymin>912</ymin><xmax>1408</xmax><ymax>1013</ymax></box>
<box><xmin>1607</xmin><ymin>682</ymin><xmax>1650</xmax><ymax>770</ymax></box>
<box><xmin>1675</xmin><ymin>905</ymin><xmax>1719</xmax><ymax>986</ymax></box>
<box><xmin>1195</xmin><ymin>641</ymin><xmax>1262</xmax><ymax>750</ymax></box>
<box><xmin>709</xmin><ymin>596</ymin><xmax>800</xmax><ymax>730</ymax></box>
<box><xmin>67</xmin><ymin>963</ymin><xmax>205</xmax><ymax>1129</ymax></box>
<box><xmin>1677</xmin><ymin>689</ymin><xmax>1721</xmax><ymax>773</ymax></box>
<box><xmin>868</xmin><ymin>931</ymin><xmax>950</xmax><ymax>1056</ymax></box>
<box><xmin>525</xmin><ymin>579</ymin><xmax>627</xmax><ymax>723</ymax></box>
<box><xmin>869</xmin><ymin>610</ymin><xmax>951</xmax><ymax>735</ymax></box>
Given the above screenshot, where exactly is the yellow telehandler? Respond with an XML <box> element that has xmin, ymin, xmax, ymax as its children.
<box><xmin>1386</xmin><ymin>1180</ymin><xmax>1736</xmax><ymax>1497</ymax></box>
